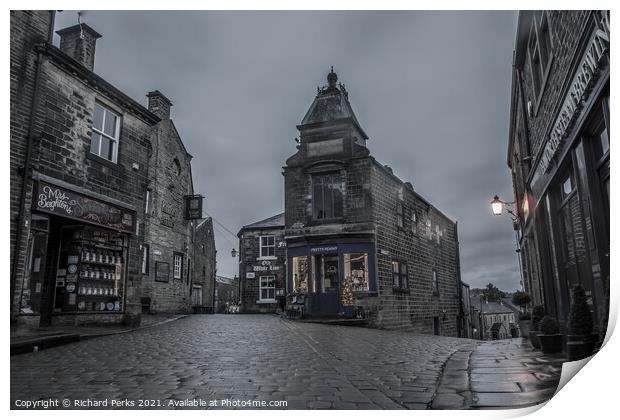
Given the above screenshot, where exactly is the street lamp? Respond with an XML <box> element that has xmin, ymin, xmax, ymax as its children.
<box><xmin>231</xmin><ymin>248</ymin><xmax>238</xmax><ymax>258</ymax></box>
<box><xmin>490</xmin><ymin>195</ymin><xmax>518</xmax><ymax>222</ymax></box>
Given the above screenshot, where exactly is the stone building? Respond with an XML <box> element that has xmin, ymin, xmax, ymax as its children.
<box><xmin>238</xmin><ymin>213</ymin><xmax>286</xmax><ymax>313</ymax></box>
<box><xmin>139</xmin><ymin>90</ymin><xmax>210</xmax><ymax>314</ymax></box>
<box><xmin>9</xmin><ymin>12</ymin><xmax>214</xmax><ymax>327</ymax></box>
<box><xmin>507</xmin><ymin>11</ymin><xmax>609</xmax><ymax>341</ymax></box>
<box><xmin>476</xmin><ymin>301</ymin><xmax>519</xmax><ymax>341</ymax></box>
<box><xmin>214</xmin><ymin>275</ymin><xmax>240</xmax><ymax>313</ymax></box>
<box><xmin>283</xmin><ymin>69</ymin><xmax>463</xmax><ymax>335</ymax></box>
<box><xmin>192</xmin><ymin>218</ymin><xmax>217</xmax><ymax>311</ymax></box>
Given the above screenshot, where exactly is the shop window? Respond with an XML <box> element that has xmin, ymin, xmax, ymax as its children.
<box><xmin>392</xmin><ymin>260</ymin><xmax>408</xmax><ymax>290</ymax></box>
<box><xmin>432</xmin><ymin>270</ymin><xmax>439</xmax><ymax>296</ymax></box>
<box><xmin>141</xmin><ymin>244</ymin><xmax>149</xmax><ymax>275</ymax></box>
<box><xmin>173</xmin><ymin>253</ymin><xmax>183</xmax><ymax>279</ymax></box>
<box><xmin>259</xmin><ymin>235</ymin><xmax>276</xmax><ymax>258</ymax></box>
<box><xmin>344</xmin><ymin>253</ymin><xmax>369</xmax><ymax>292</ymax></box>
<box><xmin>312</xmin><ymin>172</ymin><xmax>344</xmax><ymax>220</ymax></box>
<box><xmin>528</xmin><ymin>12</ymin><xmax>553</xmax><ymax>103</ymax></box>
<box><xmin>90</xmin><ymin>102</ymin><xmax>120</xmax><ymax>163</ymax></box>
<box><xmin>292</xmin><ymin>256</ymin><xmax>308</xmax><ymax>293</ymax></box>
<box><xmin>259</xmin><ymin>275</ymin><xmax>276</xmax><ymax>301</ymax></box>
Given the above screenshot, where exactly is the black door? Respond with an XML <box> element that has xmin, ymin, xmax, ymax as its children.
<box><xmin>315</xmin><ymin>255</ymin><xmax>339</xmax><ymax>316</ymax></box>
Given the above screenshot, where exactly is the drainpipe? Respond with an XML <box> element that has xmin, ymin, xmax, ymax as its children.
<box><xmin>10</xmin><ymin>41</ymin><xmax>48</xmax><ymax>309</ymax></box>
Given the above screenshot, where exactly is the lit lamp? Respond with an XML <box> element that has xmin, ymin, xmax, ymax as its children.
<box><xmin>491</xmin><ymin>195</ymin><xmax>504</xmax><ymax>216</ymax></box>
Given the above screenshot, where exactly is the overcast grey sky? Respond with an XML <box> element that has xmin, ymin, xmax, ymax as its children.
<box><xmin>54</xmin><ymin>10</ymin><xmax>520</xmax><ymax>292</ymax></box>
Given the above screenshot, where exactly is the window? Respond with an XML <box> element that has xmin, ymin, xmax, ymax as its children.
<box><xmin>312</xmin><ymin>173</ymin><xmax>344</xmax><ymax>220</ymax></box>
<box><xmin>392</xmin><ymin>260</ymin><xmax>408</xmax><ymax>290</ymax></box>
<box><xmin>173</xmin><ymin>253</ymin><xmax>183</xmax><ymax>279</ymax></box>
<box><xmin>90</xmin><ymin>102</ymin><xmax>120</xmax><ymax>162</ymax></box>
<box><xmin>145</xmin><ymin>189</ymin><xmax>152</xmax><ymax>215</ymax></box>
<box><xmin>528</xmin><ymin>12</ymin><xmax>553</xmax><ymax>101</ymax></box>
<box><xmin>259</xmin><ymin>235</ymin><xmax>276</xmax><ymax>258</ymax></box>
<box><xmin>432</xmin><ymin>270</ymin><xmax>439</xmax><ymax>295</ymax></box>
<box><xmin>396</xmin><ymin>203</ymin><xmax>404</xmax><ymax>229</ymax></box>
<box><xmin>259</xmin><ymin>275</ymin><xmax>276</xmax><ymax>301</ymax></box>
<box><xmin>344</xmin><ymin>253</ymin><xmax>369</xmax><ymax>292</ymax></box>
<box><xmin>292</xmin><ymin>256</ymin><xmax>308</xmax><ymax>293</ymax></box>
<box><xmin>141</xmin><ymin>244</ymin><xmax>149</xmax><ymax>275</ymax></box>
<box><xmin>173</xmin><ymin>158</ymin><xmax>182</xmax><ymax>176</ymax></box>
<box><xmin>411</xmin><ymin>211</ymin><xmax>418</xmax><ymax>234</ymax></box>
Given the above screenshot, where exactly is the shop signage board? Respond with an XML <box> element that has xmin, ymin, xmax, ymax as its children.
<box><xmin>531</xmin><ymin>24</ymin><xmax>609</xmax><ymax>198</ymax></box>
<box><xmin>33</xmin><ymin>181</ymin><xmax>136</xmax><ymax>234</ymax></box>
<box><xmin>310</xmin><ymin>245</ymin><xmax>338</xmax><ymax>254</ymax></box>
<box><xmin>184</xmin><ymin>195</ymin><xmax>203</xmax><ymax>220</ymax></box>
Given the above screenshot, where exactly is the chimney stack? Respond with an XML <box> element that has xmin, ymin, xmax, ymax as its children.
<box><xmin>56</xmin><ymin>23</ymin><xmax>102</xmax><ymax>72</ymax></box>
<box><xmin>146</xmin><ymin>90</ymin><xmax>173</xmax><ymax>120</ymax></box>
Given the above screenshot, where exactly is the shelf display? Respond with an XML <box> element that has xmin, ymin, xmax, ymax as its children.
<box><xmin>53</xmin><ymin>226</ymin><xmax>126</xmax><ymax>314</ymax></box>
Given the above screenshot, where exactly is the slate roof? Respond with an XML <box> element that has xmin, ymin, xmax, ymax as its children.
<box><xmin>299</xmin><ymin>69</ymin><xmax>368</xmax><ymax>139</ymax></box>
<box><xmin>480</xmin><ymin>301</ymin><xmax>515</xmax><ymax>315</ymax></box>
<box><xmin>240</xmin><ymin>213</ymin><xmax>285</xmax><ymax>231</ymax></box>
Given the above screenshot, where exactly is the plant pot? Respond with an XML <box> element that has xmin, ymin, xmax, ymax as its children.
<box><xmin>529</xmin><ymin>330</ymin><xmax>542</xmax><ymax>349</ymax></box>
<box><xmin>519</xmin><ymin>321</ymin><xmax>530</xmax><ymax>338</ymax></box>
<box><xmin>537</xmin><ymin>333</ymin><xmax>564</xmax><ymax>354</ymax></box>
<box><xmin>566</xmin><ymin>333</ymin><xmax>598</xmax><ymax>361</ymax></box>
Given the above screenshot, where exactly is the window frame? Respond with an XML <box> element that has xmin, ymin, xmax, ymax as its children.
<box><xmin>311</xmin><ymin>172</ymin><xmax>344</xmax><ymax>221</ymax></box>
<box><xmin>258</xmin><ymin>275</ymin><xmax>277</xmax><ymax>303</ymax></box>
<box><xmin>392</xmin><ymin>260</ymin><xmax>409</xmax><ymax>291</ymax></box>
<box><xmin>396</xmin><ymin>202</ymin><xmax>404</xmax><ymax>229</ymax></box>
<box><xmin>173</xmin><ymin>252</ymin><xmax>184</xmax><ymax>280</ymax></box>
<box><xmin>528</xmin><ymin>11</ymin><xmax>554</xmax><ymax>114</ymax></box>
<box><xmin>432</xmin><ymin>270</ymin><xmax>440</xmax><ymax>296</ymax></box>
<box><xmin>90</xmin><ymin>101</ymin><xmax>121</xmax><ymax>163</ymax></box>
<box><xmin>141</xmin><ymin>244</ymin><xmax>150</xmax><ymax>275</ymax></box>
<box><xmin>259</xmin><ymin>235</ymin><xmax>276</xmax><ymax>259</ymax></box>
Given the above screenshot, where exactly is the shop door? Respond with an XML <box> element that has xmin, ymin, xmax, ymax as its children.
<box><xmin>315</xmin><ymin>255</ymin><xmax>340</xmax><ymax>316</ymax></box>
<box><xmin>20</xmin><ymin>216</ymin><xmax>50</xmax><ymax>316</ymax></box>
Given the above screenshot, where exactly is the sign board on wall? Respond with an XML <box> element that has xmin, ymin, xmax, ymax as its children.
<box><xmin>184</xmin><ymin>195</ymin><xmax>204</xmax><ymax>220</ymax></box>
<box><xmin>246</xmin><ymin>273</ymin><xmax>256</xmax><ymax>279</ymax></box>
<box><xmin>33</xmin><ymin>181</ymin><xmax>136</xmax><ymax>234</ymax></box>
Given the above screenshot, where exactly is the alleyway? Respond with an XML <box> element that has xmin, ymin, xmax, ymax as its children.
<box><xmin>11</xmin><ymin>315</ymin><xmax>563</xmax><ymax>409</ymax></box>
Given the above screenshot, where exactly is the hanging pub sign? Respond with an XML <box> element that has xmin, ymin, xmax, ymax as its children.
<box><xmin>184</xmin><ymin>195</ymin><xmax>204</xmax><ymax>220</ymax></box>
<box><xmin>33</xmin><ymin>181</ymin><xmax>136</xmax><ymax>234</ymax></box>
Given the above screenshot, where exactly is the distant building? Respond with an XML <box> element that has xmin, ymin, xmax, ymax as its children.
<box><xmin>507</xmin><ymin>11</ymin><xmax>609</xmax><ymax>339</ymax></box>
<box><xmin>238</xmin><ymin>213</ymin><xmax>286</xmax><ymax>313</ymax></box>
<box><xmin>476</xmin><ymin>301</ymin><xmax>519</xmax><ymax>340</ymax></box>
<box><xmin>282</xmin><ymin>68</ymin><xmax>463</xmax><ymax>335</ymax></box>
<box><xmin>191</xmin><ymin>218</ymin><xmax>216</xmax><ymax>311</ymax></box>
<box><xmin>460</xmin><ymin>282</ymin><xmax>474</xmax><ymax>338</ymax></box>
<box><xmin>214</xmin><ymin>275</ymin><xmax>239</xmax><ymax>313</ymax></box>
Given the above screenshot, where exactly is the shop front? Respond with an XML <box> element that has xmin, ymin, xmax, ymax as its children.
<box><xmin>287</xmin><ymin>242</ymin><xmax>376</xmax><ymax>317</ymax></box>
<box><xmin>19</xmin><ymin>178</ymin><xmax>137</xmax><ymax>326</ymax></box>
<box><xmin>527</xmin><ymin>21</ymin><xmax>609</xmax><ymax>333</ymax></box>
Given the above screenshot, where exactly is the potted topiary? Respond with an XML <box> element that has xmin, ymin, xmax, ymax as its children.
<box><xmin>529</xmin><ymin>305</ymin><xmax>545</xmax><ymax>349</ymax></box>
<box><xmin>519</xmin><ymin>312</ymin><xmax>531</xmax><ymax>338</ymax></box>
<box><xmin>566</xmin><ymin>286</ymin><xmax>598</xmax><ymax>361</ymax></box>
<box><xmin>537</xmin><ymin>316</ymin><xmax>564</xmax><ymax>354</ymax></box>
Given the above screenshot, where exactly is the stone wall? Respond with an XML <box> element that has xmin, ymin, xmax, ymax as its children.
<box><xmin>369</xmin><ymin>162</ymin><xmax>461</xmax><ymax>335</ymax></box>
<box><xmin>193</xmin><ymin>218</ymin><xmax>216</xmax><ymax>309</ymax></box>
<box><xmin>10</xmin><ymin>10</ymin><xmax>55</xmax><ymax>318</ymax></box>
<box><xmin>239</xmin><ymin>226</ymin><xmax>286</xmax><ymax>313</ymax></box>
<box><xmin>142</xmin><ymin>117</ymin><xmax>195</xmax><ymax>313</ymax></box>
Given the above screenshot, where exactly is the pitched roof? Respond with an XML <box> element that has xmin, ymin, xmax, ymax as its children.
<box><xmin>299</xmin><ymin>69</ymin><xmax>368</xmax><ymax>139</ymax></box>
<box><xmin>241</xmin><ymin>213</ymin><xmax>285</xmax><ymax>231</ymax></box>
<box><xmin>481</xmin><ymin>301</ymin><xmax>515</xmax><ymax>315</ymax></box>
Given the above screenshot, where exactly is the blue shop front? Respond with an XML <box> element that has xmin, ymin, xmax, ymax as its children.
<box><xmin>287</xmin><ymin>242</ymin><xmax>376</xmax><ymax>317</ymax></box>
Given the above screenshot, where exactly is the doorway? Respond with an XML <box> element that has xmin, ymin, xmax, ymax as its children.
<box><xmin>313</xmin><ymin>254</ymin><xmax>340</xmax><ymax>316</ymax></box>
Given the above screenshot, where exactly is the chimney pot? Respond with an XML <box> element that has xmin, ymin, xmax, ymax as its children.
<box><xmin>147</xmin><ymin>90</ymin><xmax>173</xmax><ymax>120</ymax></box>
<box><xmin>56</xmin><ymin>23</ymin><xmax>102</xmax><ymax>72</ymax></box>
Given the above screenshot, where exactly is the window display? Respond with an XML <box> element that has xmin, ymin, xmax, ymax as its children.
<box><xmin>344</xmin><ymin>253</ymin><xmax>369</xmax><ymax>292</ymax></box>
<box><xmin>54</xmin><ymin>226</ymin><xmax>126</xmax><ymax>313</ymax></box>
<box><xmin>292</xmin><ymin>256</ymin><xmax>308</xmax><ymax>293</ymax></box>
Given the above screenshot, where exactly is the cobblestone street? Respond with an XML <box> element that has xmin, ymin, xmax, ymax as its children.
<box><xmin>11</xmin><ymin>315</ymin><xmax>563</xmax><ymax>409</ymax></box>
